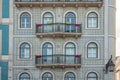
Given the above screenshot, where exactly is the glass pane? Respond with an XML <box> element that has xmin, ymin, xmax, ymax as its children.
<box><xmin>65</xmin><ymin>73</ymin><xmax>75</xmax><ymax>80</ymax></box>
<box><xmin>88</xmin><ymin>18</ymin><xmax>92</xmax><ymax>28</ymax></box>
<box><xmin>66</xmin><ymin>56</ymin><xmax>74</xmax><ymax>64</ymax></box>
<box><xmin>43</xmin><ymin>73</ymin><xmax>53</xmax><ymax>80</ymax></box>
<box><xmin>21</xmin><ymin>0</ymin><xmax>30</xmax><ymax>2</ymax></box>
<box><xmin>20</xmin><ymin>43</ymin><xmax>30</xmax><ymax>58</ymax></box>
<box><xmin>88</xmin><ymin>0</ymin><xmax>97</xmax><ymax>2</ymax></box>
<box><xmin>20</xmin><ymin>73</ymin><xmax>30</xmax><ymax>80</ymax></box>
<box><xmin>20</xmin><ymin>13</ymin><xmax>31</xmax><ymax>28</ymax></box>
<box><xmin>43</xmin><ymin>0</ymin><xmax>53</xmax><ymax>2</ymax></box>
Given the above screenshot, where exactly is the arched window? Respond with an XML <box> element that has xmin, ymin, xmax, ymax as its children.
<box><xmin>43</xmin><ymin>42</ymin><xmax>53</xmax><ymax>64</ymax></box>
<box><xmin>42</xmin><ymin>72</ymin><xmax>53</xmax><ymax>80</ymax></box>
<box><xmin>87</xmin><ymin>42</ymin><xmax>98</xmax><ymax>58</ymax></box>
<box><xmin>65</xmin><ymin>42</ymin><xmax>76</xmax><ymax>63</ymax></box>
<box><xmin>21</xmin><ymin>0</ymin><xmax>30</xmax><ymax>2</ymax></box>
<box><xmin>65</xmin><ymin>12</ymin><xmax>76</xmax><ymax>32</ymax></box>
<box><xmin>43</xmin><ymin>0</ymin><xmax>53</xmax><ymax>2</ymax></box>
<box><xmin>88</xmin><ymin>0</ymin><xmax>98</xmax><ymax>1</ymax></box>
<box><xmin>20</xmin><ymin>43</ymin><xmax>31</xmax><ymax>59</ymax></box>
<box><xmin>87</xmin><ymin>72</ymin><xmax>98</xmax><ymax>80</ymax></box>
<box><xmin>19</xmin><ymin>73</ymin><xmax>30</xmax><ymax>80</ymax></box>
<box><xmin>20</xmin><ymin>12</ymin><xmax>31</xmax><ymax>28</ymax></box>
<box><xmin>43</xmin><ymin>12</ymin><xmax>53</xmax><ymax>32</ymax></box>
<box><xmin>65</xmin><ymin>72</ymin><xmax>75</xmax><ymax>80</ymax></box>
<box><xmin>87</xmin><ymin>12</ymin><xmax>98</xmax><ymax>28</ymax></box>
<box><xmin>65</xmin><ymin>0</ymin><xmax>75</xmax><ymax>2</ymax></box>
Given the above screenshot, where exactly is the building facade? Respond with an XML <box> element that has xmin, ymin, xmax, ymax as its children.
<box><xmin>0</xmin><ymin>0</ymin><xmax>13</xmax><ymax>80</ymax></box>
<box><xmin>13</xmin><ymin>0</ymin><xmax>116</xmax><ymax>80</ymax></box>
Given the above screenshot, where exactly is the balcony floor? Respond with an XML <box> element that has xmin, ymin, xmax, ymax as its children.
<box><xmin>15</xmin><ymin>2</ymin><xmax>103</xmax><ymax>7</ymax></box>
<box><xmin>36</xmin><ymin>64</ymin><xmax>81</xmax><ymax>68</ymax></box>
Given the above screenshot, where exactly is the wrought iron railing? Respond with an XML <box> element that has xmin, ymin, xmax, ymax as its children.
<box><xmin>35</xmin><ymin>55</ymin><xmax>81</xmax><ymax>65</ymax></box>
<box><xmin>36</xmin><ymin>23</ymin><xmax>81</xmax><ymax>33</ymax></box>
<box><xmin>15</xmin><ymin>0</ymin><xmax>103</xmax><ymax>2</ymax></box>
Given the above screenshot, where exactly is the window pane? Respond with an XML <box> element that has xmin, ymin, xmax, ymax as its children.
<box><xmin>87</xmin><ymin>43</ymin><xmax>98</xmax><ymax>58</ymax></box>
<box><xmin>19</xmin><ymin>73</ymin><xmax>30</xmax><ymax>80</ymax></box>
<box><xmin>43</xmin><ymin>43</ymin><xmax>53</xmax><ymax>64</ymax></box>
<box><xmin>87</xmin><ymin>12</ymin><xmax>98</xmax><ymax>28</ymax></box>
<box><xmin>43</xmin><ymin>12</ymin><xmax>53</xmax><ymax>32</ymax></box>
<box><xmin>20</xmin><ymin>13</ymin><xmax>31</xmax><ymax>28</ymax></box>
<box><xmin>42</xmin><ymin>73</ymin><xmax>53</xmax><ymax>80</ymax></box>
<box><xmin>65</xmin><ymin>12</ymin><xmax>76</xmax><ymax>32</ymax></box>
<box><xmin>87</xmin><ymin>72</ymin><xmax>98</xmax><ymax>80</ymax></box>
<box><xmin>65</xmin><ymin>72</ymin><xmax>75</xmax><ymax>80</ymax></box>
<box><xmin>65</xmin><ymin>43</ymin><xmax>75</xmax><ymax>63</ymax></box>
<box><xmin>20</xmin><ymin>43</ymin><xmax>30</xmax><ymax>58</ymax></box>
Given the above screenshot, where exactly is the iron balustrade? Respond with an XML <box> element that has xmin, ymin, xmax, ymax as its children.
<box><xmin>15</xmin><ymin>0</ymin><xmax>103</xmax><ymax>2</ymax></box>
<box><xmin>35</xmin><ymin>55</ymin><xmax>81</xmax><ymax>65</ymax></box>
<box><xmin>36</xmin><ymin>23</ymin><xmax>81</xmax><ymax>33</ymax></box>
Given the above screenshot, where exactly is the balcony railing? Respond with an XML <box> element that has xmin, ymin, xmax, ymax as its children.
<box><xmin>36</xmin><ymin>23</ymin><xmax>82</xmax><ymax>38</ymax></box>
<box><xmin>35</xmin><ymin>55</ymin><xmax>81</xmax><ymax>68</ymax></box>
<box><xmin>15</xmin><ymin>0</ymin><xmax>102</xmax><ymax>2</ymax></box>
<box><xmin>15</xmin><ymin>0</ymin><xmax>103</xmax><ymax>7</ymax></box>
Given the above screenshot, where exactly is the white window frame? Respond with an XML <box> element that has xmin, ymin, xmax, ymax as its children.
<box><xmin>18</xmin><ymin>41</ymin><xmax>32</xmax><ymax>60</ymax></box>
<box><xmin>85</xmin><ymin>41</ymin><xmax>100</xmax><ymax>59</ymax></box>
<box><xmin>18</xmin><ymin>11</ymin><xmax>32</xmax><ymax>29</ymax></box>
<box><xmin>85</xmin><ymin>10</ymin><xmax>100</xmax><ymax>29</ymax></box>
<box><xmin>85</xmin><ymin>71</ymin><xmax>100</xmax><ymax>80</ymax></box>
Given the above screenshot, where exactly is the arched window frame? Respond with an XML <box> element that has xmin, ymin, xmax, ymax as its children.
<box><xmin>19</xmin><ymin>72</ymin><xmax>30</xmax><ymax>80</ymax></box>
<box><xmin>87</xmin><ymin>12</ymin><xmax>98</xmax><ymax>28</ymax></box>
<box><xmin>20</xmin><ymin>12</ymin><xmax>31</xmax><ymax>29</ymax></box>
<box><xmin>42</xmin><ymin>12</ymin><xmax>54</xmax><ymax>32</ymax></box>
<box><xmin>42</xmin><ymin>42</ymin><xmax>53</xmax><ymax>64</ymax></box>
<box><xmin>65</xmin><ymin>42</ymin><xmax>76</xmax><ymax>63</ymax></box>
<box><xmin>42</xmin><ymin>72</ymin><xmax>53</xmax><ymax>80</ymax></box>
<box><xmin>87</xmin><ymin>72</ymin><xmax>98</xmax><ymax>80</ymax></box>
<box><xmin>19</xmin><ymin>42</ymin><xmax>31</xmax><ymax>59</ymax></box>
<box><xmin>64</xmin><ymin>72</ymin><xmax>76</xmax><ymax>80</ymax></box>
<box><xmin>65</xmin><ymin>12</ymin><xmax>76</xmax><ymax>32</ymax></box>
<box><xmin>87</xmin><ymin>42</ymin><xmax>98</xmax><ymax>58</ymax></box>
<box><xmin>85</xmin><ymin>11</ymin><xmax>100</xmax><ymax>29</ymax></box>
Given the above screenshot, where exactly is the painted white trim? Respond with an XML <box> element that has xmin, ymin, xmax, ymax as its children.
<box><xmin>85</xmin><ymin>41</ymin><xmax>100</xmax><ymax>59</ymax></box>
<box><xmin>18</xmin><ymin>11</ymin><xmax>32</xmax><ymax>29</ymax></box>
<box><xmin>13</xmin><ymin>66</ymin><xmax>35</xmax><ymax>68</ymax></box>
<box><xmin>63</xmin><ymin>71</ymin><xmax>77</xmax><ymax>80</ymax></box>
<box><xmin>85</xmin><ymin>71</ymin><xmax>100</xmax><ymax>80</ymax></box>
<box><xmin>63</xmin><ymin>41</ymin><xmax>77</xmax><ymax>55</ymax></box>
<box><xmin>0</xmin><ymin>30</ymin><xmax>2</xmax><ymax>55</ymax></box>
<box><xmin>63</xmin><ymin>10</ymin><xmax>78</xmax><ymax>24</ymax></box>
<box><xmin>85</xmin><ymin>10</ymin><xmax>100</xmax><ymax>29</ymax></box>
<box><xmin>17</xmin><ymin>41</ymin><xmax>32</xmax><ymax>60</ymax></box>
<box><xmin>40</xmin><ymin>71</ymin><xmax>55</xmax><ymax>80</ymax></box>
<box><xmin>13</xmin><ymin>35</ymin><xmax>36</xmax><ymax>37</ymax></box>
<box><xmin>17</xmin><ymin>71</ymin><xmax>32</xmax><ymax>80</ymax></box>
<box><xmin>9</xmin><ymin>0</ymin><xmax>13</xmax><ymax>80</ymax></box>
<box><xmin>1</xmin><ymin>55</ymin><xmax>9</xmax><ymax>61</ymax></box>
<box><xmin>41</xmin><ymin>10</ymin><xmax>55</xmax><ymax>24</ymax></box>
<box><xmin>41</xmin><ymin>41</ymin><xmax>55</xmax><ymax>55</ymax></box>
<box><xmin>83</xmin><ymin>65</ymin><xmax>104</xmax><ymax>67</ymax></box>
<box><xmin>82</xmin><ymin>35</ymin><xmax>104</xmax><ymax>37</ymax></box>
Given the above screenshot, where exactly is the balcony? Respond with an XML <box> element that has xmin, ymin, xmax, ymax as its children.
<box><xmin>35</xmin><ymin>55</ymin><xmax>81</xmax><ymax>68</ymax></box>
<box><xmin>36</xmin><ymin>23</ymin><xmax>82</xmax><ymax>38</ymax></box>
<box><xmin>14</xmin><ymin>0</ymin><xmax>103</xmax><ymax>7</ymax></box>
